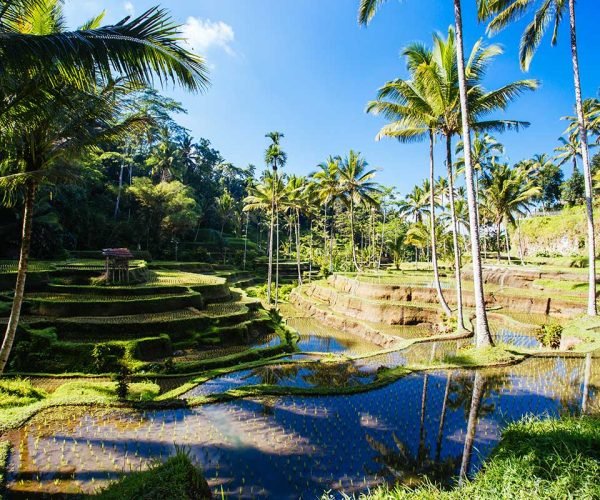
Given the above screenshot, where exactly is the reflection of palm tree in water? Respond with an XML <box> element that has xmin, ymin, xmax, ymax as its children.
<box><xmin>249</xmin><ymin>364</ymin><xmax>302</xmax><ymax>385</ymax></box>
<box><xmin>459</xmin><ymin>371</ymin><xmax>485</xmax><ymax>482</ymax></box>
<box><xmin>365</xmin><ymin>432</ymin><xmax>458</xmax><ymax>487</ymax></box>
<box><xmin>302</xmin><ymin>362</ymin><xmax>369</xmax><ymax>387</ymax></box>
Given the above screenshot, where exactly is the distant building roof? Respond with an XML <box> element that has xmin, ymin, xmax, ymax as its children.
<box><xmin>102</xmin><ymin>248</ymin><xmax>134</xmax><ymax>259</ymax></box>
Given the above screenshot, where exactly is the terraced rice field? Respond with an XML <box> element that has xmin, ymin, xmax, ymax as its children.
<box><xmin>6</xmin><ymin>356</ymin><xmax>597</xmax><ymax>498</ymax></box>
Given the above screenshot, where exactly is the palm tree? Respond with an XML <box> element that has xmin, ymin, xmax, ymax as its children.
<box><xmin>479</xmin><ymin>0</ymin><xmax>597</xmax><ymax>315</ymax></box>
<box><xmin>359</xmin><ymin>0</ymin><xmax>493</xmax><ymax>345</ymax></box>
<box><xmin>312</xmin><ymin>156</ymin><xmax>341</xmax><ymax>273</ymax></box>
<box><xmin>338</xmin><ymin>150</ymin><xmax>381</xmax><ymax>272</ymax></box>
<box><xmin>281</xmin><ymin>175</ymin><xmax>306</xmax><ymax>284</ymax></box>
<box><xmin>0</xmin><ymin>3</ymin><xmax>208</xmax><ymax>91</ymax></box>
<box><xmin>0</xmin><ymin>2</ymin><xmax>209</xmax><ymax>373</ymax></box>
<box><xmin>398</xmin><ymin>185</ymin><xmax>429</xmax><ymax>224</ymax></box>
<box><xmin>367</xmin><ymin>27</ymin><xmax>535</xmax><ymax>333</ymax></box>
<box><xmin>264</xmin><ymin>131</ymin><xmax>286</xmax><ymax>306</ymax></box>
<box><xmin>366</xmin><ymin>45</ymin><xmax>452</xmax><ymax>317</ymax></box>
<box><xmin>481</xmin><ymin>164</ymin><xmax>540</xmax><ymax>264</ymax></box>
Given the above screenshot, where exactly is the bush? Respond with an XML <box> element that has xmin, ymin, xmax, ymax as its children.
<box><xmin>94</xmin><ymin>448</ymin><xmax>212</xmax><ymax>499</ymax></box>
<box><xmin>536</xmin><ymin>322</ymin><xmax>563</xmax><ymax>349</ymax></box>
<box><xmin>114</xmin><ymin>364</ymin><xmax>131</xmax><ymax>400</ymax></box>
<box><xmin>569</xmin><ymin>255</ymin><xmax>588</xmax><ymax>268</ymax></box>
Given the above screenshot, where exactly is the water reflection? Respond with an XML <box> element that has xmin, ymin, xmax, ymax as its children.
<box><xmin>6</xmin><ymin>356</ymin><xmax>597</xmax><ymax>498</ymax></box>
<box><xmin>288</xmin><ymin>316</ymin><xmax>380</xmax><ymax>355</ymax></box>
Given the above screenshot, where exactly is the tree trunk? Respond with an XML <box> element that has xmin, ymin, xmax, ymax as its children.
<box><xmin>295</xmin><ymin>209</ymin><xmax>303</xmax><ymax>285</ymax></box>
<box><xmin>496</xmin><ymin>221</ymin><xmax>502</xmax><ymax>263</ymax></box>
<box><xmin>267</xmin><ymin>168</ymin><xmax>276</xmax><ymax>305</ymax></box>
<box><xmin>569</xmin><ymin>0</ymin><xmax>596</xmax><ymax>316</ymax></box>
<box><xmin>350</xmin><ymin>197</ymin><xmax>361</xmax><ymax>272</ymax></box>
<box><xmin>504</xmin><ymin>221</ymin><xmax>512</xmax><ymax>265</ymax></box>
<box><xmin>275</xmin><ymin>205</ymin><xmax>280</xmax><ymax>308</ymax></box>
<box><xmin>243</xmin><ymin>212</ymin><xmax>249</xmax><ymax>271</ymax></box>
<box><xmin>430</xmin><ymin>131</ymin><xmax>452</xmax><ymax>317</ymax></box>
<box><xmin>459</xmin><ymin>370</ymin><xmax>485</xmax><ymax>483</ymax></box>
<box><xmin>516</xmin><ymin>217</ymin><xmax>525</xmax><ymax>265</ymax></box>
<box><xmin>329</xmin><ymin>204</ymin><xmax>335</xmax><ymax>273</ymax></box>
<box><xmin>308</xmin><ymin>217</ymin><xmax>313</xmax><ymax>283</ymax></box>
<box><xmin>323</xmin><ymin>202</ymin><xmax>328</xmax><ymax>270</ymax></box>
<box><xmin>378</xmin><ymin>204</ymin><xmax>387</xmax><ymax>270</ymax></box>
<box><xmin>114</xmin><ymin>162</ymin><xmax>124</xmax><ymax>219</ymax></box>
<box><xmin>454</xmin><ymin>0</ymin><xmax>493</xmax><ymax>346</ymax></box>
<box><xmin>446</xmin><ymin>135</ymin><xmax>466</xmax><ymax>330</ymax></box>
<box><xmin>0</xmin><ymin>180</ymin><xmax>36</xmax><ymax>372</ymax></box>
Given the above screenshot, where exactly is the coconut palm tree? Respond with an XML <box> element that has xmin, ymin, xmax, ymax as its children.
<box><xmin>264</xmin><ymin>132</ymin><xmax>287</xmax><ymax>306</ymax></box>
<box><xmin>481</xmin><ymin>164</ymin><xmax>541</xmax><ymax>264</ymax></box>
<box><xmin>479</xmin><ymin>0</ymin><xmax>597</xmax><ymax>315</ymax></box>
<box><xmin>367</xmin><ymin>27</ymin><xmax>535</xmax><ymax>332</ymax></box>
<box><xmin>398</xmin><ymin>185</ymin><xmax>429</xmax><ymax>224</ymax></box>
<box><xmin>312</xmin><ymin>156</ymin><xmax>341</xmax><ymax>273</ymax></box>
<box><xmin>0</xmin><ymin>2</ymin><xmax>209</xmax><ymax>373</ymax></box>
<box><xmin>367</xmin><ymin>44</ymin><xmax>454</xmax><ymax>316</ymax></box>
<box><xmin>337</xmin><ymin>150</ymin><xmax>381</xmax><ymax>272</ymax></box>
<box><xmin>281</xmin><ymin>175</ymin><xmax>306</xmax><ymax>284</ymax></box>
<box><xmin>359</xmin><ymin>0</ymin><xmax>495</xmax><ymax>346</ymax></box>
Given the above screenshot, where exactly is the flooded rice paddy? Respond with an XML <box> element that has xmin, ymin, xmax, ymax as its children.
<box><xmin>4</xmin><ymin>311</ymin><xmax>599</xmax><ymax>498</ymax></box>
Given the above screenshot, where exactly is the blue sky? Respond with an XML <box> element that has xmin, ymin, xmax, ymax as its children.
<box><xmin>63</xmin><ymin>0</ymin><xmax>599</xmax><ymax>195</ymax></box>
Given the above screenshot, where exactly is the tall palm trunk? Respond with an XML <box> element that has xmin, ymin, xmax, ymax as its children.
<box><xmin>323</xmin><ymin>202</ymin><xmax>329</xmax><ymax>270</ymax></box>
<box><xmin>0</xmin><ymin>180</ymin><xmax>36</xmax><ymax>372</ymax></box>
<box><xmin>454</xmin><ymin>0</ymin><xmax>492</xmax><ymax>345</ymax></box>
<box><xmin>429</xmin><ymin>131</ymin><xmax>452</xmax><ymax>317</ymax></box>
<box><xmin>378</xmin><ymin>204</ymin><xmax>387</xmax><ymax>270</ymax></box>
<box><xmin>295</xmin><ymin>208</ymin><xmax>303</xmax><ymax>285</ymax></box>
<box><xmin>329</xmin><ymin>204</ymin><xmax>335</xmax><ymax>273</ymax></box>
<box><xmin>569</xmin><ymin>0</ymin><xmax>596</xmax><ymax>316</ymax></box>
<box><xmin>275</xmin><ymin>206</ymin><xmax>280</xmax><ymax>307</ymax></box>
<box><xmin>266</xmin><ymin>168</ymin><xmax>276</xmax><ymax>305</ymax></box>
<box><xmin>504</xmin><ymin>221</ymin><xmax>512</xmax><ymax>265</ymax></box>
<box><xmin>446</xmin><ymin>136</ymin><xmax>466</xmax><ymax>330</ymax></box>
<box><xmin>350</xmin><ymin>197</ymin><xmax>361</xmax><ymax>272</ymax></box>
<box><xmin>496</xmin><ymin>220</ymin><xmax>502</xmax><ymax>263</ymax></box>
<box><xmin>114</xmin><ymin>162</ymin><xmax>124</xmax><ymax>219</ymax></box>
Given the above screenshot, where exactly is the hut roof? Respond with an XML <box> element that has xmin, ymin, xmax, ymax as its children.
<box><xmin>102</xmin><ymin>248</ymin><xmax>134</xmax><ymax>259</ymax></box>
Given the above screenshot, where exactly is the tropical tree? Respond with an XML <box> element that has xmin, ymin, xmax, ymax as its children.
<box><xmin>281</xmin><ymin>175</ymin><xmax>306</xmax><ymax>284</ymax></box>
<box><xmin>397</xmin><ymin>185</ymin><xmax>429</xmax><ymax>224</ymax></box>
<box><xmin>366</xmin><ymin>47</ymin><xmax>452</xmax><ymax>316</ymax></box>
<box><xmin>481</xmin><ymin>164</ymin><xmax>540</xmax><ymax>263</ymax></box>
<box><xmin>264</xmin><ymin>131</ymin><xmax>286</xmax><ymax>306</ymax></box>
<box><xmin>337</xmin><ymin>150</ymin><xmax>381</xmax><ymax>272</ymax></box>
<box><xmin>359</xmin><ymin>0</ymin><xmax>498</xmax><ymax>347</ymax></box>
<box><xmin>312</xmin><ymin>156</ymin><xmax>341</xmax><ymax>273</ymax></box>
<box><xmin>478</xmin><ymin>0</ymin><xmax>597</xmax><ymax>315</ymax></box>
<box><xmin>0</xmin><ymin>2</ymin><xmax>209</xmax><ymax>372</ymax></box>
<box><xmin>367</xmin><ymin>27</ymin><xmax>535</xmax><ymax>332</ymax></box>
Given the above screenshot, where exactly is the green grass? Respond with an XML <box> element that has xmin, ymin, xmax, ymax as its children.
<box><xmin>0</xmin><ymin>378</ymin><xmax>47</xmax><ymax>408</ymax></box>
<box><xmin>0</xmin><ymin>440</ymin><xmax>10</xmax><ymax>495</ymax></box>
<box><xmin>363</xmin><ymin>415</ymin><xmax>600</xmax><ymax>500</ymax></box>
<box><xmin>561</xmin><ymin>315</ymin><xmax>600</xmax><ymax>352</ymax></box>
<box><xmin>91</xmin><ymin>449</ymin><xmax>211</xmax><ymax>499</ymax></box>
<box><xmin>437</xmin><ymin>345</ymin><xmax>523</xmax><ymax>368</ymax></box>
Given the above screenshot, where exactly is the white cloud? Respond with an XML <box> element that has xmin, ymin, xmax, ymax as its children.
<box><xmin>123</xmin><ymin>2</ymin><xmax>135</xmax><ymax>16</ymax></box>
<box><xmin>182</xmin><ymin>17</ymin><xmax>235</xmax><ymax>56</ymax></box>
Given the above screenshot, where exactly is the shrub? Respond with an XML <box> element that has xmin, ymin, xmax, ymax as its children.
<box><xmin>536</xmin><ymin>322</ymin><xmax>563</xmax><ymax>349</ymax></box>
<box><xmin>569</xmin><ymin>255</ymin><xmax>588</xmax><ymax>268</ymax></box>
<box><xmin>114</xmin><ymin>364</ymin><xmax>131</xmax><ymax>400</ymax></box>
<box><xmin>95</xmin><ymin>448</ymin><xmax>211</xmax><ymax>499</ymax></box>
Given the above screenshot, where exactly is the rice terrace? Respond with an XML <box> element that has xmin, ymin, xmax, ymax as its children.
<box><xmin>0</xmin><ymin>0</ymin><xmax>598</xmax><ymax>499</ymax></box>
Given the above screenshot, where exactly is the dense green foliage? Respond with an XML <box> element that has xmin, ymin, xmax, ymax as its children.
<box><xmin>93</xmin><ymin>449</ymin><xmax>212</xmax><ymax>499</ymax></box>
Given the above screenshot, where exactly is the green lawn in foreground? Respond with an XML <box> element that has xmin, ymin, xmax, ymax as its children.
<box><xmin>362</xmin><ymin>415</ymin><xmax>600</xmax><ymax>500</ymax></box>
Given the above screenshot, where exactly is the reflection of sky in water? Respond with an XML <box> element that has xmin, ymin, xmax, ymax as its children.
<box><xmin>8</xmin><ymin>356</ymin><xmax>597</xmax><ymax>499</ymax></box>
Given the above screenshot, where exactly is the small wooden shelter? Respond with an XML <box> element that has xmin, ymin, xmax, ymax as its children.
<box><xmin>102</xmin><ymin>248</ymin><xmax>134</xmax><ymax>284</ymax></box>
